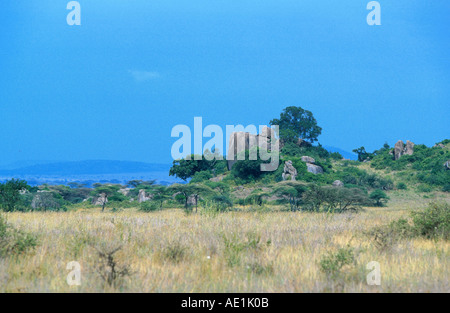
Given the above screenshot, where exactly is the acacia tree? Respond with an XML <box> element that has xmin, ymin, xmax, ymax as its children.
<box><xmin>150</xmin><ymin>185</ymin><xmax>169</xmax><ymax>209</ymax></box>
<box><xmin>273</xmin><ymin>181</ymin><xmax>307</xmax><ymax>211</ymax></box>
<box><xmin>0</xmin><ymin>179</ymin><xmax>29</xmax><ymax>212</ymax></box>
<box><xmin>352</xmin><ymin>147</ymin><xmax>372</xmax><ymax>162</ymax></box>
<box><xmin>370</xmin><ymin>189</ymin><xmax>389</xmax><ymax>207</ymax></box>
<box><xmin>91</xmin><ymin>185</ymin><xmax>121</xmax><ymax>212</ymax></box>
<box><xmin>169</xmin><ymin>184</ymin><xmax>215</xmax><ymax>212</ymax></box>
<box><xmin>270</xmin><ymin>106</ymin><xmax>322</xmax><ymax>144</ymax></box>
<box><xmin>246</xmin><ymin>189</ymin><xmax>270</xmax><ymax>207</ymax></box>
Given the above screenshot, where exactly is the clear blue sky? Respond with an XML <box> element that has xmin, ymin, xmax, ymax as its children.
<box><xmin>1</xmin><ymin>1</ymin><xmax>449</xmax><ymax>165</ymax></box>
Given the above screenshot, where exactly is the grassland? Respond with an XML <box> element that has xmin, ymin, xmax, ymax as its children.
<box><xmin>0</xmin><ymin>191</ymin><xmax>448</xmax><ymax>293</ymax></box>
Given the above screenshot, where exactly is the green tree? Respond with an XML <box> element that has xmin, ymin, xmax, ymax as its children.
<box><xmin>270</xmin><ymin>106</ymin><xmax>322</xmax><ymax>144</ymax></box>
<box><xmin>91</xmin><ymin>185</ymin><xmax>122</xmax><ymax>212</ymax></box>
<box><xmin>273</xmin><ymin>181</ymin><xmax>307</xmax><ymax>211</ymax></box>
<box><xmin>352</xmin><ymin>147</ymin><xmax>372</xmax><ymax>162</ymax></box>
<box><xmin>0</xmin><ymin>179</ymin><xmax>29</xmax><ymax>212</ymax></box>
<box><xmin>169</xmin><ymin>184</ymin><xmax>215</xmax><ymax>212</ymax></box>
<box><xmin>169</xmin><ymin>155</ymin><xmax>212</xmax><ymax>181</ymax></box>
<box><xmin>370</xmin><ymin>189</ymin><xmax>389</xmax><ymax>207</ymax></box>
<box><xmin>231</xmin><ymin>148</ymin><xmax>266</xmax><ymax>182</ymax></box>
<box><xmin>127</xmin><ymin>180</ymin><xmax>156</xmax><ymax>188</ymax></box>
<box><xmin>150</xmin><ymin>186</ymin><xmax>169</xmax><ymax>209</ymax></box>
<box><xmin>246</xmin><ymin>189</ymin><xmax>270</xmax><ymax>207</ymax></box>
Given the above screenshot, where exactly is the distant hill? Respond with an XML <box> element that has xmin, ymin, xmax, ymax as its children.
<box><xmin>0</xmin><ymin>160</ymin><xmax>181</xmax><ymax>186</ymax></box>
<box><xmin>323</xmin><ymin>146</ymin><xmax>357</xmax><ymax>160</ymax></box>
<box><xmin>0</xmin><ymin>160</ymin><xmax>170</xmax><ymax>176</ymax></box>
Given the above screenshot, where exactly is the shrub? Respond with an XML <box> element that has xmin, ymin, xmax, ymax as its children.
<box><xmin>139</xmin><ymin>201</ymin><xmax>159</xmax><ymax>212</ymax></box>
<box><xmin>159</xmin><ymin>241</ymin><xmax>187</xmax><ymax>263</ymax></box>
<box><xmin>411</xmin><ymin>202</ymin><xmax>449</xmax><ymax>240</ymax></box>
<box><xmin>397</xmin><ymin>182</ymin><xmax>407</xmax><ymax>190</ymax></box>
<box><xmin>417</xmin><ymin>184</ymin><xmax>432</xmax><ymax>193</ymax></box>
<box><xmin>231</xmin><ymin>149</ymin><xmax>267</xmax><ymax>182</ymax></box>
<box><xmin>93</xmin><ymin>245</ymin><xmax>131</xmax><ymax>288</ymax></box>
<box><xmin>223</xmin><ymin>232</ymin><xmax>269</xmax><ymax>267</ymax></box>
<box><xmin>0</xmin><ymin>215</ymin><xmax>37</xmax><ymax>257</ymax></box>
<box><xmin>190</xmin><ymin>170</ymin><xmax>213</xmax><ymax>183</ymax></box>
<box><xmin>319</xmin><ymin>246</ymin><xmax>356</xmax><ymax>279</ymax></box>
<box><xmin>371</xmin><ymin>202</ymin><xmax>449</xmax><ymax>242</ymax></box>
<box><xmin>443</xmin><ymin>184</ymin><xmax>450</xmax><ymax>193</ymax></box>
<box><xmin>369</xmin><ymin>189</ymin><xmax>390</xmax><ymax>207</ymax></box>
<box><xmin>210</xmin><ymin>194</ymin><xmax>233</xmax><ymax>212</ymax></box>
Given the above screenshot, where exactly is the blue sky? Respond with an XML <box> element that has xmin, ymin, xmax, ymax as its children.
<box><xmin>1</xmin><ymin>0</ymin><xmax>449</xmax><ymax>165</ymax></box>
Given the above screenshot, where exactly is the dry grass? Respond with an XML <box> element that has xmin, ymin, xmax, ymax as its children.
<box><xmin>0</xmin><ymin>194</ymin><xmax>448</xmax><ymax>293</ymax></box>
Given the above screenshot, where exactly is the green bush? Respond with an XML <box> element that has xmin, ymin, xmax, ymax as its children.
<box><xmin>417</xmin><ymin>184</ymin><xmax>432</xmax><ymax>193</ymax></box>
<box><xmin>190</xmin><ymin>170</ymin><xmax>213</xmax><ymax>183</ymax></box>
<box><xmin>443</xmin><ymin>184</ymin><xmax>450</xmax><ymax>193</ymax></box>
<box><xmin>369</xmin><ymin>189</ymin><xmax>390</xmax><ymax>207</ymax></box>
<box><xmin>319</xmin><ymin>246</ymin><xmax>356</xmax><ymax>279</ymax></box>
<box><xmin>0</xmin><ymin>215</ymin><xmax>37</xmax><ymax>257</ymax></box>
<box><xmin>139</xmin><ymin>201</ymin><xmax>159</xmax><ymax>212</ymax></box>
<box><xmin>396</xmin><ymin>182</ymin><xmax>407</xmax><ymax>190</ymax></box>
<box><xmin>411</xmin><ymin>202</ymin><xmax>449</xmax><ymax>240</ymax></box>
<box><xmin>372</xmin><ymin>202</ymin><xmax>449</xmax><ymax>242</ymax></box>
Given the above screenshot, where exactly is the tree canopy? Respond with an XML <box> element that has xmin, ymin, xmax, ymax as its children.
<box><xmin>270</xmin><ymin>106</ymin><xmax>322</xmax><ymax>144</ymax></box>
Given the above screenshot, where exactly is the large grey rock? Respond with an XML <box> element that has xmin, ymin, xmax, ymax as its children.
<box><xmin>138</xmin><ymin>189</ymin><xmax>151</xmax><ymax>203</ymax></box>
<box><xmin>282</xmin><ymin>160</ymin><xmax>298</xmax><ymax>181</ymax></box>
<box><xmin>445</xmin><ymin>160</ymin><xmax>450</xmax><ymax>170</ymax></box>
<box><xmin>301</xmin><ymin>156</ymin><xmax>315</xmax><ymax>164</ymax></box>
<box><xmin>332</xmin><ymin>180</ymin><xmax>344</xmax><ymax>187</ymax></box>
<box><xmin>118</xmin><ymin>188</ymin><xmax>131</xmax><ymax>196</ymax></box>
<box><xmin>92</xmin><ymin>193</ymin><xmax>108</xmax><ymax>206</ymax></box>
<box><xmin>227</xmin><ymin>127</ymin><xmax>277</xmax><ymax>170</ymax></box>
<box><xmin>405</xmin><ymin>140</ymin><xmax>415</xmax><ymax>156</ymax></box>
<box><xmin>393</xmin><ymin>140</ymin><xmax>415</xmax><ymax>160</ymax></box>
<box><xmin>187</xmin><ymin>195</ymin><xmax>197</xmax><ymax>206</ymax></box>
<box><xmin>306</xmin><ymin>163</ymin><xmax>323</xmax><ymax>175</ymax></box>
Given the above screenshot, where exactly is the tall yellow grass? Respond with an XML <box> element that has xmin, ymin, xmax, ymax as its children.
<box><xmin>0</xmin><ymin>195</ymin><xmax>448</xmax><ymax>293</ymax></box>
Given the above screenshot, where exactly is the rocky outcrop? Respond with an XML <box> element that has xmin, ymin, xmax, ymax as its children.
<box><xmin>187</xmin><ymin>195</ymin><xmax>197</xmax><ymax>207</ymax></box>
<box><xmin>393</xmin><ymin>140</ymin><xmax>415</xmax><ymax>160</ymax></box>
<box><xmin>306</xmin><ymin>163</ymin><xmax>324</xmax><ymax>175</ymax></box>
<box><xmin>138</xmin><ymin>189</ymin><xmax>151</xmax><ymax>203</ymax></box>
<box><xmin>282</xmin><ymin>160</ymin><xmax>298</xmax><ymax>181</ymax></box>
<box><xmin>434</xmin><ymin>143</ymin><xmax>445</xmax><ymax>148</ymax></box>
<box><xmin>301</xmin><ymin>156</ymin><xmax>323</xmax><ymax>175</ymax></box>
<box><xmin>92</xmin><ymin>193</ymin><xmax>108</xmax><ymax>206</ymax></box>
<box><xmin>301</xmin><ymin>156</ymin><xmax>315</xmax><ymax>164</ymax></box>
<box><xmin>227</xmin><ymin>126</ymin><xmax>276</xmax><ymax>170</ymax></box>
<box><xmin>445</xmin><ymin>160</ymin><xmax>450</xmax><ymax>170</ymax></box>
<box><xmin>118</xmin><ymin>188</ymin><xmax>131</xmax><ymax>196</ymax></box>
<box><xmin>332</xmin><ymin>180</ymin><xmax>344</xmax><ymax>187</ymax></box>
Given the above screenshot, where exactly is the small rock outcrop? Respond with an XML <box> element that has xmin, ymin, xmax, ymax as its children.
<box><xmin>332</xmin><ymin>180</ymin><xmax>344</xmax><ymax>187</ymax></box>
<box><xmin>301</xmin><ymin>156</ymin><xmax>323</xmax><ymax>175</ymax></box>
<box><xmin>138</xmin><ymin>189</ymin><xmax>151</xmax><ymax>203</ymax></box>
<box><xmin>118</xmin><ymin>188</ymin><xmax>131</xmax><ymax>196</ymax></box>
<box><xmin>187</xmin><ymin>195</ymin><xmax>197</xmax><ymax>207</ymax></box>
<box><xmin>306</xmin><ymin>163</ymin><xmax>324</xmax><ymax>175</ymax></box>
<box><xmin>92</xmin><ymin>193</ymin><xmax>108</xmax><ymax>206</ymax></box>
<box><xmin>282</xmin><ymin>160</ymin><xmax>298</xmax><ymax>181</ymax></box>
<box><xmin>445</xmin><ymin>160</ymin><xmax>450</xmax><ymax>170</ymax></box>
<box><xmin>227</xmin><ymin>126</ymin><xmax>277</xmax><ymax>170</ymax></box>
<box><xmin>301</xmin><ymin>156</ymin><xmax>315</xmax><ymax>164</ymax></box>
<box><xmin>434</xmin><ymin>143</ymin><xmax>445</xmax><ymax>148</ymax></box>
<box><xmin>393</xmin><ymin>140</ymin><xmax>415</xmax><ymax>160</ymax></box>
